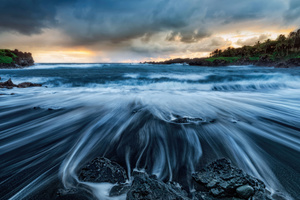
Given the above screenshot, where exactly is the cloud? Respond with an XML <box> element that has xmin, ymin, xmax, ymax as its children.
<box><xmin>166</xmin><ymin>32</ymin><xmax>180</xmax><ymax>42</ymax></box>
<box><xmin>165</xmin><ymin>30</ymin><xmax>211</xmax><ymax>43</ymax></box>
<box><xmin>0</xmin><ymin>0</ymin><xmax>287</xmax><ymax>43</ymax></box>
<box><xmin>0</xmin><ymin>0</ymin><xmax>74</xmax><ymax>34</ymax></box>
<box><xmin>0</xmin><ymin>0</ymin><xmax>297</xmax><ymax>62</ymax></box>
<box><xmin>236</xmin><ymin>34</ymin><xmax>270</xmax><ymax>46</ymax></box>
<box><xmin>284</xmin><ymin>0</ymin><xmax>300</xmax><ymax>22</ymax></box>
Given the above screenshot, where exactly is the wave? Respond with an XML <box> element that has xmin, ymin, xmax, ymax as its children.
<box><xmin>28</xmin><ymin>63</ymin><xmax>106</xmax><ymax>69</ymax></box>
<box><xmin>1</xmin><ymin>63</ymin><xmax>300</xmax><ymax>199</ymax></box>
<box><xmin>1</xmin><ymin>90</ymin><xmax>299</xmax><ymax>199</ymax></box>
<box><xmin>147</xmin><ymin>73</ymin><xmax>209</xmax><ymax>81</ymax></box>
<box><xmin>123</xmin><ymin>73</ymin><xmax>210</xmax><ymax>81</ymax></box>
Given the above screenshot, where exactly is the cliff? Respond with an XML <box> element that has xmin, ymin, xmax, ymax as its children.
<box><xmin>0</xmin><ymin>49</ymin><xmax>34</xmax><ymax>68</ymax></box>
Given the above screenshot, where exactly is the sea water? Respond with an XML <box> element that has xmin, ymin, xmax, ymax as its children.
<box><xmin>0</xmin><ymin>63</ymin><xmax>299</xmax><ymax>199</ymax></box>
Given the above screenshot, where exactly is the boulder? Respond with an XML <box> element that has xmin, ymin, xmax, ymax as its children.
<box><xmin>78</xmin><ymin>157</ymin><xmax>128</xmax><ymax>184</ymax></box>
<box><xmin>0</xmin><ymin>78</ymin><xmax>42</xmax><ymax>89</ymax></box>
<box><xmin>236</xmin><ymin>185</ymin><xmax>254</xmax><ymax>199</ymax></box>
<box><xmin>192</xmin><ymin>158</ymin><xmax>270</xmax><ymax>200</ymax></box>
<box><xmin>0</xmin><ymin>78</ymin><xmax>17</xmax><ymax>89</ymax></box>
<box><xmin>126</xmin><ymin>171</ymin><xmax>189</xmax><ymax>200</ymax></box>
<box><xmin>17</xmin><ymin>82</ymin><xmax>42</xmax><ymax>88</ymax></box>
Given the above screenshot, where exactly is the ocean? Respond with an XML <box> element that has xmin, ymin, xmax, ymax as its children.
<box><xmin>0</xmin><ymin>63</ymin><xmax>300</xmax><ymax>199</ymax></box>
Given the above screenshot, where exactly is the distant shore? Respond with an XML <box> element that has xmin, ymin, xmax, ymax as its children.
<box><xmin>145</xmin><ymin>29</ymin><xmax>300</xmax><ymax>68</ymax></box>
<box><xmin>143</xmin><ymin>55</ymin><xmax>300</xmax><ymax>68</ymax></box>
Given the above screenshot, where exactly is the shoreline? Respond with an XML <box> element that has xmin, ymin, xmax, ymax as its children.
<box><xmin>143</xmin><ymin>56</ymin><xmax>300</xmax><ymax>68</ymax></box>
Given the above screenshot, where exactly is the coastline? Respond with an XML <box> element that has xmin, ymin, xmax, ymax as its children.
<box><xmin>143</xmin><ymin>56</ymin><xmax>300</xmax><ymax>68</ymax></box>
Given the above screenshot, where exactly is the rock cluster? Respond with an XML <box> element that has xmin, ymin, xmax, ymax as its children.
<box><xmin>57</xmin><ymin>157</ymin><xmax>279</xmax><ymax>200</ymax></box>
<box><xmin>0</xmin><ymin>78</ymin><xmax>42</xmax><ymax>89</ymax></box>
<box><xmin>192</xmin><ymin>158</ymin><xmax>270</xmax><ymax>200</ymax></box>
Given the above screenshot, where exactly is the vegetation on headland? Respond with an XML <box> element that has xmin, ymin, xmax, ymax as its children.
<box><xmin>0</xmin><ymin>49</ymin><xmax>17</xmax><ymax>64</ymax></box>
<box><xmin>208</xmin><ymin>29</ymin><xmax>300</xmax><ymax>62</ymax></box>
<box><xmin>205</xmin><ymin>56</ymin><xmax>241</xmax><ymax>63</ymax></box>
<box><xmin>145</xmin><ymin>29</ymin><xmax>300</xmax><ymax>67</ymax></box>
<box><xmin>0</xmin><ymin>49</ymin><xmax>34</xmax><ymax>68</ymax></box>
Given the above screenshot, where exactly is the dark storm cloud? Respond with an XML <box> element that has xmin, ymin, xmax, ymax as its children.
<box><xmin>0</xmin><ymin>0</ymin><xmax>75</xmax><ymax>34</ymax></box>
<box><xmin>0</xmin><ymin>0</ymin><xmax>293</xmax><ymax>60</ymax></box>
<box><xmin>56</xmin><ymin>0</ymin><xmax>203</xmax><ymax>46</ymax></box>
<box><xmin>166</xmin><ymin>32</ymin><xmax>180</xmax><ymax>42</ymax></box>
<box><xmin>59</xmin><ymin>0</ymin><xmax>283</xmax><ymax>46</ymax></box>
<box><xmin>0</xmin><ymin>0</ymin><xmax>287</xmax><ymax>43</ymax></box>
<box><xmin>204</xmin><ymin>0</ymin><xmax>284</xmax><ymax>23</ymax></box>
<box><xmin>179</xmin><ymin>30</ymin><xmax>211</xmax><ymax>43</ymax></box>
<box><xmin>284</xmin><ymin>0</ymin><xmax>300</xmax><ymax>22</ymax></box>
<box><xmin>166</xmin><ymin>30</ymin><xmax>211</xmax><ymax>43</ymax></box>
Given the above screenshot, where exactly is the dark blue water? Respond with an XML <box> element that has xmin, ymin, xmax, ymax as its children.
<box><xmin>0</xmin><ymin>63</ymin><xmax>300</xmax><ymax>199</ymax></box>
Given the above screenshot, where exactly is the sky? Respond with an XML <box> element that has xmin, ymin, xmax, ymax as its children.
<box><xmin>0</xmin><ymin>0</ymin><xmax>300</xmax><ymax>63</ymax></box>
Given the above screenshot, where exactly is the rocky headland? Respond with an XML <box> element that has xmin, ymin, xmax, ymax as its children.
<box><xmin>56</xmin><ymin>157</ymin><xmax>287</xmax><ymax>200</ymax></box>
<box><xmin>0</xmin><ymin>49</ymin><xmax>34</xmax><ymax>68</ymax></box>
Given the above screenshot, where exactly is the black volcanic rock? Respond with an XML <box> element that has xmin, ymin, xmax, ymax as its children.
<box><xmin>109</xmin><ymin>183</ymin><xmax>131</xmax><ymax>197</ymax></box>
<box><xmin>0</xmin><ymin>78</ymin><xmax>17</xmax><ymax>89</ymax></box>
<box><xmin>275</xmin><ymin>58</ymin><xmax>300</xmax><ymax>68</ymax></box>
<box><xmin>78</xmin><ymin>157</ymin><xmax>128</xmax><ymax>184</ymax></box>
<box><xmin>275</xmin><ymin>62</ymin><xmax>289</xmax><ymax>68</ymax></box>
<box><xmin>188</xmin><ymin>59</ymin><xmax>214</xmax><ymax>66</ymax></box>
<box><xmin>73</xmin><ymin>157</ymin><xmax>280</xmax><ymax>200</ymax></box>
<box><xmin>212</xmin><ymin>59</ymin><xmax>230</xmax><ymax>66</ymax></box>
<box><xmin>11</xmin><ymin>49</ymin><xmax>34</xmax><ymax>67</ymax></box>
<box><xmin>126</xmin><ymin>171</ymin><xmax>189</xmax><ymax>200</ymax></box>
<box><xmin>192</xmin><ymin>158</ymin><xmax>270</xmax><ymax>200</ymax></box>
<box><xmin>17</xmin><ymin>82</ymin><xmax>42</xmax><ymax>88</ymax></box>
<box><xmin>0</xmin><ymin>78</ymin><xmax>42</xmax><ymax>89</ymax></box>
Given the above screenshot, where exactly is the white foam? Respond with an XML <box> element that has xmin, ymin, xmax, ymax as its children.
<box><xmin>147</xmin><ymin>73</ymin><xmax>210</xmax><ymax>81</ymax></box>
<box><xmin>28</xmin><ymin>63</ymin><xmax>105</xmax><ymax>69</ymax></box>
